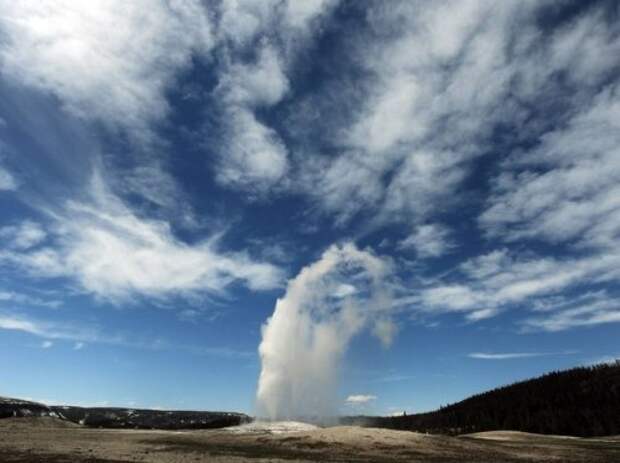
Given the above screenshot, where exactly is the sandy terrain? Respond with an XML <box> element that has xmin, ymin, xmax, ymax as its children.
<box><xmin>1</xmin><ymin>417</ymin><xmax>619</xmax><ymax>462</ymax></box>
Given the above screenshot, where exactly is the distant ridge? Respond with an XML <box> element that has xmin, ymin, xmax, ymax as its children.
<box><xmin>0</xmin><ymin>396</ymin><xmax>57</xmax><ymax>419</ymax></box>
<box><xmin>344</xmin><ymin>361</ymin><xmax>620</xmax><ymax>437</ymax></box>
<box><xmin>0</xmin><ymin>396</ymin><xmax>250</xmax><ymax>430</ymax></box>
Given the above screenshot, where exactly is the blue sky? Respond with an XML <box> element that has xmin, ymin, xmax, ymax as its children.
<box><xmin>0</xmin><ymin>0</ymin><xmax>619</xmax><ymax>416</ymax></box>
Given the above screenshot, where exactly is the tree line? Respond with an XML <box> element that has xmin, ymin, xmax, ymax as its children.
<box><xmin>344</xmin><ymin>361</ymin><xmax>620</xmax><ymax>437</ymax></box>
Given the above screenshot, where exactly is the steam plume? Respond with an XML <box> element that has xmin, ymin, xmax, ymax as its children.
<box><xmin>256</xmin><ymin>243</ymin><xmax>394</xmax><ymax>420</ymax></box>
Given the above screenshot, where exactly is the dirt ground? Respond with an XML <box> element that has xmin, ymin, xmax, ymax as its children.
<box><xmin>1</xmin><ymin>417</ymin><xmax>619</xmax><ymax>462</ymax></box>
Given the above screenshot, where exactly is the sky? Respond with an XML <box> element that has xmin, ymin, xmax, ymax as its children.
<box><xmin>0</xmin><ymin>0</ymin><xmax>619</xmax><ymax>416</ymax></box>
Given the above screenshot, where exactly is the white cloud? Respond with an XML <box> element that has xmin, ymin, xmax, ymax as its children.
<box><xmin>217</xmin><ymin>0</ymin><xmax>335</xmax><ymax>47</ymax></box>
<box><xmin>0</xmin><ymin>311</ymin><xmax>254</xmax><ymax>358</ymax></box>
<box><xmin>481</xmin><ymin>86</ymin><xmax>620</xmax><ymax>251</ymax></box>
<box><xmin>282</xmin><ymin>0</ymin><xmax>335</xmax><ymax>33</ymax></box>
<box><xmin>215</xmin><ymin>47</ymin><xmax>290</xmax><ymax>191</ymax></box>
<box><xmin>465</xmin><ymin>308</ymin><xmax>498</xmax><ymax>322</ymax></box>
<box><xmin>41</xmin><ymin>340</ymin><xmax>53</xmax><ymax>349</ymax></box>
<box><xmin>300</xmin><ymin>152</ymin><xmax>386</xmax><ymax>225</ymax></box>
<box><xmin>460</xmin><ymin>249</ymin><xmax>511</xmax><ymax>279</ymax></box>
<box><xmin>212</xmin><ymin>1</ymin><xmax>335</xmax><ymax>195</ymax></box>
<box><xmin>293</xmin><ymin>0</ymin><xmax>620</xmax><ymax>231</ymax></box>
<box><xmin>0</xmin><ymin>221</ymin><xmax>46</xmax><ymax>250</ymax></box>
<box><xmin>297</xmin><ymin>1</ymin><xmax>521</xmax><ymax>224</ymax></box>
<box><xmin>0</xmin><ymin>165</ymin><xmax>17</xmax><ymax>191</ymax></box>
<box><xmin>216</xmin><ymin>108</ymin><xmax>288</xmax><ymax>193</ymax></box>
<box><xmin>0</xmin><ymin>0</ymin><xmax>213</xmax><ymax>140</ymax></box>
<box><xmin>349</xmin><ymin>73</ymin><xmax>421</xmax><ymax>155</ymax></box>
<box><xmin>0</xmin><ymin>289</ymin><xmax>62</xmax><ymax>309</ymax></box>
<box><xmin>217</xmin><ymin>0</ymin><xmax>276</xmax><ymax>46</ymax></box>
<box><xmin>413</xmin><ymin>246</ymin><xmax>620</xmax><ymax>330</ymax></box>
<box><xmin>0</xmin><ymin>174</ymin><xmax>284</xmax><ymax>301</ymax></box>
<box><xmin>421</xmin><ymin>285</ymin><xmax>481</xmax><ymax>312</ymax></box>
<box><xmin>398</xmin><ymin>223</ymin><xmax>454</xmax><ymax>258</ymax></box>
<box><xmin>345</xmin><ymin>394</ymin><xmax>377</xmax><ymax>405</ymax></box>
<box><xmin>0</xmin><ymin>314</ymin><xmax>98</xmax><ymax>343</ymax></box>
<box><xmin>219</xmin><ymin>44</ymin><xmax>289</xmax><ymax>108</ymax></box>
<box><xmin>522</xmin><ymin>294</ymin><xmax>620</xmax><ymax>332</ymax></box>
<box><xmin>468</xmin><ymin>352</ymin><xmax>574</xmax><ymax>360</ymax></box>
<box><xmin>214</xmin><ymin>43</ymin><xmax>291</xmax><ymax>192</ymax></box>
<box><xmin>374</xmin><ymin>374</ymin><xmax>416</xmax><ymax>383</ymax></box>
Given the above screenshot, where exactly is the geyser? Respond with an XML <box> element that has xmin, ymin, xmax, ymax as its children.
<box><xmin>256</xmin><ymin>243</ymin><xmax>394</xmax><ymax>421</ymax></box>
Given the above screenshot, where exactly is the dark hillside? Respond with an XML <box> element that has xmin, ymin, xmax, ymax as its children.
<box><xmin>0</xmin><ymin>396</ymin><xmax>250</xmax><ymax>429</ymax></box>
<box><xmin>344</xmin><ymin>361</ymin><xmax>620</xmax><ymax>437</ymax></box>
<box><xmin>0</xmin><ymin>396</ymin><xmax>55</xmax><ymax>419</ymax></box>
<box><xmin>52</xmin><ymin>406</ymin><xmax>250</xmax><ymax>429</ymax></box>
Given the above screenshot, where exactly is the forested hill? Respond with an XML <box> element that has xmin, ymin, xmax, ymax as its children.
<box><xmin>0</xmin><ymin>397</ymin><xmax>250</xmax><ymax>430</ymax></box>
<box><xmin>348</xmin><ymin>361</ymin><xmax>620</xmax><ymax>437</ymax></box>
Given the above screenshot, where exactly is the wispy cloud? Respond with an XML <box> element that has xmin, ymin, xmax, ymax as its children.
<box><xmin>0</xmin><ymin>289</ymin><xmax>62</xmax><ymax>309</ymax></box>
<box><xmin>0</xmin><ymin>174</ymin><xmax>285</xmax><ymax>302</ymax></box>
<box><xmin>522</xmin><ymin>295</ymin><xmax>620</xmax><ymax>332</ymax></box>
<box><xmin>410</xmin><ymin>247</ymin><xmax>620</xmax><ymax>330</ymax></box>
<box><xmin>480</xmin><ymin>86</ymin><xmax>620</xmax><ymax>251</ymax></box>
<box><xmin>0</xmin><ymin>314</ymin><xmax>98</xmax><ymax>343</ymax></box>
<box><xmin>398</xmin><ymin>223</ymin><xmax>455</xmax><ymax>259</ymax></box>
<box><xmin>215</xmin><ymin>46</ymin><xmax>289</xmax><ymax>193</ymax></box>
<box><xmin>373</xmin><ymin>374</ymin><xmax>415</xmax><ymax>383</ymax></box>
<box><xmin>0</xmin><ymin>0</ymin><xmax>213</xmax><ymax>142</ymax></box>
<box><xmin>0</xmin><ymin>165</ymin><xmax>17</xmax><ymax>191</ymax></box>
<box><xmin>0</xmin><ymin>221</ymin><xmax>46</xmax><ymax>250</ymax></box>
<box><xmin>345</xmin><ymin>394</ymin><xmax>377</xmax><ymax>405</ymax></box>
<box><xmin>0</xmin><ymin>311</ymin><xmax>253</xmax><ymax>359</ymax></box>
<box><xmin>0</xmin><ymin>1</ymin><xmax>619</xmax><ymax>400</ymax></box>
<box><xmin>40</xmin><ymin>340</ymin><xmax>53</xmax><ymax>349</ymax></box>
<box><xmin>468</xmin><ymin>351</ymin><xmax>577</xmax><ymax>360</ymax></box>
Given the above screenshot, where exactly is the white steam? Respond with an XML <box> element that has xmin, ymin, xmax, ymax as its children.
<box><xmin>256</xmin><ymin>243</ymin><xmax>394</xmax><ymax>420</ymax></box>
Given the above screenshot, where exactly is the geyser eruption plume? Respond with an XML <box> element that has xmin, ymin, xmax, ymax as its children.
<box><xmin>256</xmin><ymin>243</ymin><xmax>395</xmax><ymax>421</ymax></box>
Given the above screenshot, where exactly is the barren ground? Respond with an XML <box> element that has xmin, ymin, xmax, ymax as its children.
<box><xmin>1</xmin><ymin>417</ymin><xmax>619</xmax><ymax>462</ymax></box>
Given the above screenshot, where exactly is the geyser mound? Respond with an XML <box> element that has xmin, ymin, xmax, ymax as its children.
<box><xmin>256</xmin><ymin>243</ymin><xmax>394</xmax><ymax>421</ymax></box>
<box><xmin>226</xmin><ymin>420</ymin><xmax>320</xmax><ymax>434</ymax></box>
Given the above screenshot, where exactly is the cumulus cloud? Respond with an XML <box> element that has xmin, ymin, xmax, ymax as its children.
<box><xmin>0</xmin><ymin>0</ymin><xmax>213</xmax><ymax>140</ymax></box>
